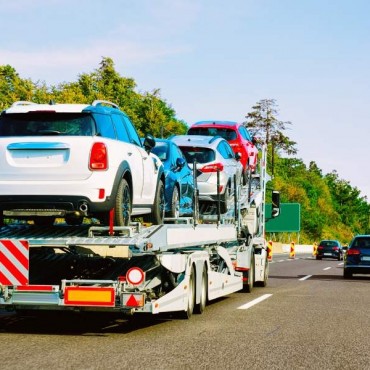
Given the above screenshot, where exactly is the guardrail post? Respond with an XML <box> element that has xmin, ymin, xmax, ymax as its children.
<box><xmin>313</xmin><ymin>242</ymin><xmax>318</xmax><ymax>257</ymax></box>
<box><xmin>267</xmin><ymin>240</ymin><xmax>273</xmax><ymax>261</ymax></box>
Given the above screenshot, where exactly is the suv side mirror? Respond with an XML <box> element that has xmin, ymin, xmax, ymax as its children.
<box><xmin>176</xmin><ymin>157</ymin><xmax>186</xmax><ymax>169</ymax></box>
<box><xmin>143</xmin><ymin>134</ymin><xmax>156</xmax><ymax>153</ymax></box>
<box><xmin>271</xmin><ymin>190</ymin><xmax>280</xmax><ymax>218</ymax></box>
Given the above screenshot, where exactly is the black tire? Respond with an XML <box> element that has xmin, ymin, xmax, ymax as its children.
<box><xmin>145</xmin><ymin>181</ymin><xmax>165</xmax><ymax>225</ymax></box>
<box><xmin>168</xmin><ymin>186</ymin><xmax>180</xmax><ymax>218</ymax></box>
<box><xmin>220</xmin><ymin>183</ymin><xmax>231</xmax><ymax>214</ymax></box>
<box><xmin>33</xmin><ymin>216</ymin><xmax>55</xmax><ymax>226</ymax></box>
<box><xmin>114</xmin><ymin>178</ymin><xmax>131</xmax><ymax>226</ymax></box>
<box><xmin>194</xmin><ymin>266</ymin><xmax>207</xmax><ymax>314</ymax></box>
<box><xmin>244</xmin><ymin>254</ymin><xmax>255</xmax><ymax>293</ymax></box>
<box><xmin>316</xmin><ymin>256</ymin><xmax>322</xmax><ymax>260</ymax></box>
<box><xmin>343</xmin><ymin>269</ymin><xmax>352</xmax><ymax>279</ymax></box>
<box><xmin>65</xmin><ymin>214</ymin><xmax>84</xmax><ymax>226</ymax></box>
<box><xmin>180</xmin><ymin>265</ymin><xmax>195</xmax><ymax>319</ymax></box>
<box><xmin>242</xmin><ymin>167</ymin><xmax>251</xmax><ymax>186</ymax></box>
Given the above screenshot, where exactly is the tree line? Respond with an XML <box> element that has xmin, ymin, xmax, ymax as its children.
<box><xmin>1</xmin><ymin>57</ymin><xmax>368</xmax><ymax>243</ymax></box>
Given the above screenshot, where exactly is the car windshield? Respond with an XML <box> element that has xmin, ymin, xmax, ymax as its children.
<box><xmin>188</xmin><ymin>127</ymin><xmax>237</xmax><ymax>141</ymax></box>
<box><xmin>152</xmin><ymin>142</ymin><xmax>169</xmax><ymax>162</ymax></box>
<box><xmin>179</xmin><ymin>146</ymin><xmax>215</xmax><ymax>164</ymax></box>
<box><xmin>0</xmin><ymin>113</ymin><xmax>95</xmax><ymax>136</ymax></box>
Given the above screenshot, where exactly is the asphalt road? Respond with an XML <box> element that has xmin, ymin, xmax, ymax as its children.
<box><xmin>1</xmin><ymin>254</ymin><xmax>369</xmax><ymax>370</ymax></box>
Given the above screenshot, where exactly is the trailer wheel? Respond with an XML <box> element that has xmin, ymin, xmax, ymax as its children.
<box><xmin>180</xmin><ymin>265</ymin><xmax>195</xmax><ymax>319</ymax></box>
<box><xmin>194</xmin><ymin>266</ymin><xmax>207</xmax><ymax>314</ymax></box>
<box><xmin>244</xmin><ymin>254</ymin><xmax>254</xmax><ymax>293</ymax></box>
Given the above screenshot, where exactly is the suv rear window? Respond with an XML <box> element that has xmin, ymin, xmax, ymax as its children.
<box><xmin>179</xmin><ymin>146</ymin><xmax>215</xmax><ymax>164</ymax></box>
<box><xmin>319</xmin><ymin>241</ymin><xmax>339</xmax><ymax>247</ymax></box>
<box><xmin>0</xmin><ymin>113</ymin><xmax>95</xmax><ymax>136</ymax></box>
<box><xmin>353</xmin><ymin>238</ymin><xmax>370</xmax><ymax>248</ymax></box>
<box><xmin>188</xmin><ymin>127</ymin><xmax>237</xmax><ymax>141</ymax></box>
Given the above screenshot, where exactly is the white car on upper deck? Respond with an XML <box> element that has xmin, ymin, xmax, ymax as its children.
<box><xmin>0</xmin><ymin>100</ymin><xmax>165</xmax><ymax>226</ymax></box>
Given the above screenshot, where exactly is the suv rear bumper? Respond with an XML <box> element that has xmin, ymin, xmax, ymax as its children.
<box><xmin>0</xmin><ymin>195</ymin><xmax>115</xmax><ymax>215</ymax></box>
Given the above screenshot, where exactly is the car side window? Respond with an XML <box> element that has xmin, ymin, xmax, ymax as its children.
<box><xmin>112</xmin><ymin>114</ymin><xmax>130</xmax><ymax>143</ymax></box>
<box><xmin>218</xmin><ymin>141</ymin><xmax>234</xmax><ymax>159</ymax></box>
<box><xmin>93</xmin><ymin>113</ymin><xmax>116</xmax><ymax>139</ymax></box>
<box><xmin>239</xmin><ymin>126</ymin><xmax>252</xmax><ymax>141</ymax></box>
<box><xmin>123</xmin><ymin>116</ymin><xmax>141</xmax><ymax>147</ymax></box>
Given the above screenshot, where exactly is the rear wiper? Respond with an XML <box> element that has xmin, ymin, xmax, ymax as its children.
<box><xmin>37</xmin><ymin>130</ymin><xmax>63</xmax><ymax>135</ymax></box>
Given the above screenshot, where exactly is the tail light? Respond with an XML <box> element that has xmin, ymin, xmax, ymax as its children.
<box><xmin>318</xmin><ymin>246</ymin><xmax>324</xmax><ymax>250</ymax></box>
<box><xmin>90</xmin><ymin>142</ymin><xmax>108</xmax><ymax>170</ymax></box>
<box><xmin>200</xmin><ymin>163</ymin><xmax>224</xmax><ymax>173</ymax></box>
<box><xmin>333</xmin><ymin>247</ymin><xmax>339</xmax><ymax>251</ymax></box>
<box><xmin>347</xmin><ymin>248</ymin><xmax>360</xmax><ymax>256</ymax></box>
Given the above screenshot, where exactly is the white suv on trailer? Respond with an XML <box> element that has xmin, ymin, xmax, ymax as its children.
<box><xmin>0</xmin><ymin>100</ymin><xmax>165</xmax><ymax>226</ymax></box>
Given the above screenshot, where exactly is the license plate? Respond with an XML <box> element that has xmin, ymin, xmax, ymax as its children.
<box><xmin>361</xmin><ymin>256</ymin><xmax>370</xmax><ymax>261</ymax></box>
<box><xmin>324</xmin><ymin>253</ymin><xmax>331</xmax><ymax>256</ymax></box>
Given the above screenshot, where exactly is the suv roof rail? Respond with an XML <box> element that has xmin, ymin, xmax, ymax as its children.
<box><xmin>92</xmin><ymin>100</ymin><xmax>119</xmax><ymax>109</ymax></box>
<box><xmin>11</xmin><ymin>101</ymin><xmax>38</xmax><ymax>107</ymax></box>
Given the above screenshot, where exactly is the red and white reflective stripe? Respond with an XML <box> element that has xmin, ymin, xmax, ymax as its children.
<box><xmin>0</xmin><ymin>239</ymin><xmax>29</xmax><ymax>285</ymax></box>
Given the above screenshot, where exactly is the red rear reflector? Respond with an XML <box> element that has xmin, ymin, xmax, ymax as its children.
<box><xmin>201</xmin><ymin>163</ymin><xmax>224</xmax><ymax>172</ymax></box>
<box><xmin>235</xmin><ymin>267</ymin><xmax>249</xmax><ymax>271</ymax></box>
<box><xmin>347</xmin><ymin>249</ymin><xmax>360</xmax><ymax>255</ymax></box>
<box><xmin>16</xmin><ymin>285</ymin><xmax>54</xmax><ymax>291</ymax></box>
<box><xmin>90</xmin><ymin>142</ymin><xmax>108</xmax><ymax>170</ymax></box>
<box><xmin>126</xmin><ymin>294</ymin><xmax>139</xmax><ymax>307</ymax></box>
<box><xmin>98</xmin><ymin>189</ymin><xmax>105</xmax><ymax>199</ymax></box>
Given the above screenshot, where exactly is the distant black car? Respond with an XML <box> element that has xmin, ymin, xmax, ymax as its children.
<box><xmin>316</xmin><ymin>240</ymin><xmax>343</xmax><ymax>260</ymax></box>
<box><xmin>343</xmin><ymin>235</ymin><xmax>370</xmax><ymax>278</ymax></box>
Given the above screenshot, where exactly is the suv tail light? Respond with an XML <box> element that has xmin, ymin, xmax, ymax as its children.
<box><xmin>318</xmin><ymin>246</ymin><xmax>324</xmax><ymax>250</ymax></box>
<box><xmin>90</xmin><ymin>142</ymin><xmax>108</xmax><ymax>170</ymax></box>
<box><xmin>347</xmin><ymin>248</ymin><xmax>360</xmax><ymax>256</ymax></box>
<box><xmin>332</xmin><ymin>247</ymin><xmax>339</xmax><ymax>251</ymax></box>
<box><xmin>200</xmin><ymin>163</ymin><xmax>224</xmax><ymax>173</ymax></box>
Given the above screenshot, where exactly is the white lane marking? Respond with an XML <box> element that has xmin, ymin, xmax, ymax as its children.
<box><xmin>237</xmin><ymin>294</ymin><xmax>272</xmax><ymax>310</ymax></box>
<box><xmin>338</xmin><ymin>262</ymin><xmax>344</xmax><ymax>266</ymax></box>
<box><xmin>278</xmin><ymin>259</ymin><xmax>285</xmax><ymax>262</ymax></box>
<box><xmin>323</xmin><ymin>267</ymin><xmax>331</xmax><ymax>271</ymax></box>
<box><xmin>299</xmin><ymin>275</ymin><xmax>312</xmax><ymax>281</ymax></box>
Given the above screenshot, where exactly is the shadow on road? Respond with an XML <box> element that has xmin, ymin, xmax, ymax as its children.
<box><xmin>0</xmin><ymin>310</ymin><xmax>172</xmax><ymax>336</ymax></box>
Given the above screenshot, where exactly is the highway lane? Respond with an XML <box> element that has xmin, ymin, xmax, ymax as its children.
<box><xmin>1</xmin><ymin>254</ymin><xmax>370</xmax><ymax>370</ymax></box>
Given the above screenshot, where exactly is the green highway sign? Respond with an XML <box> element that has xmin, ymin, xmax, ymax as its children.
<box><xmin>265</xmin><ymin>203</ymin><xmax>301</xmax><ymax>232</ymax></box>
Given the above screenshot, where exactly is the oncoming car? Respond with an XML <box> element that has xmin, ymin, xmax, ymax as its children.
<box><xmin>343</xmin><ymin>235</ymin><xmax>370</xmax><ymax>278</ymax></box>
<box><xmin>0</xmin><ymin>100</ymin><xmax>165</xmax><ymax>227</ymax></box>
<box><xmin>170</xmin><ymin>135</ymin><xmax>243</xmax><ymax>213</ymax></box>
<box><xmin>151</xmin><ymin>139</ymin><xmax>194</xmax><ymax>218</ymax></box>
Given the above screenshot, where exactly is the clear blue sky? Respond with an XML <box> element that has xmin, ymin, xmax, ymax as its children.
<box><xmin>1</xmin><ymin>0</ymin><xmax>369</xmax><ymax>199</ymax></box>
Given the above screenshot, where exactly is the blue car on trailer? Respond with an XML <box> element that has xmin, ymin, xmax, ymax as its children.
<box><xmin>151</xmin><ymin>139</ymin><xmax>194</xmax><ymax>218</ymax></box>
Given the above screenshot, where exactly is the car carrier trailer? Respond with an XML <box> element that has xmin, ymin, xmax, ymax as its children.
<box><xmin>0</xmin><ymin>145</ymin><xmax>279</xmax><ymax>319</ymax></box>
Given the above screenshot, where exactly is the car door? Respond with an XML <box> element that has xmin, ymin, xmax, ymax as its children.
<box><xmin>173</xmin><ymin>144</ymin><xmax>194</xmax><ymax>213</ymax></box>
<box><xmin>121</xmin><ymin>116</ymin><xmax>158</xmax><ymax>205</ymax></box>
